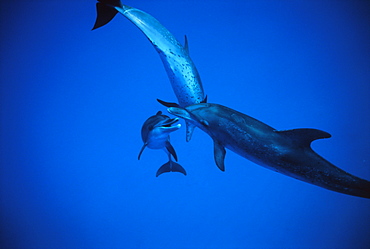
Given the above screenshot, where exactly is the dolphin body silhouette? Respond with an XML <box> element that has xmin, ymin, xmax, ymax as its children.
<box><xmin>168</xmin><ymin>103</ymin><xmax>370</xmax><ymax>199</ymax></box>
<box><xmin>93</xmin><ymin>0</ymin><xmax>206</xmax><ymax>141</ymax></box>
<box><xmin>138</xmin><ymin>111</ymin><xmax>186</xmax><ymax>177</ymax></box>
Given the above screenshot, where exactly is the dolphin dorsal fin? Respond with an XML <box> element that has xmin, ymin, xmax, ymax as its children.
<box><xmin>276</xmin><ymin>128</ymin><xmax>332</xmax><ymax>147</ymax></box>
<box><xmin>184</xmin><ymin>35</ymin><xmax>189</xmax><ymax>54</ymax></box>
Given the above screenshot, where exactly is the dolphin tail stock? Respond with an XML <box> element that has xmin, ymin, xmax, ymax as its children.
<box><xmin>353</xmin><ymin>179</ymin><xmax>370</xmax><ymax>199</ymax></box>
<box><xmin>156</xmin><ymin>160</ymin><xmax>187</xmax><ymax>177</ymax></box>
<box><xmin>92</xmin><ymin>0</ymin><xmax>123</xmax><ymax>30</ymax></box>
<box><xmin>277</xmin><ymin>129</ymin><xmax>370</xmax><ymax>199</ymax></box>
<box><xmin>320</xmin><ymin>169</ymin><xmax>370</xmax><ymax>199</ymax></box>
<box><xmin>165</xmin><ymin>141</ymin><xmax>178</xmax><ymax>161</ymax></box>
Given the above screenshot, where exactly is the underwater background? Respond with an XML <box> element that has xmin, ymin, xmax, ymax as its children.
<box><xmin>1</xmin><ymin>0</ymin><xmax>369</xmax><ymax>248</ymax></box>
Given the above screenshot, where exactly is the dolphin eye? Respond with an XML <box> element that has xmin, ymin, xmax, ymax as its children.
<box><xmin>200</xmin><ymin>120</ymin><xmax>209</xmax><ymax>127</ymax></box>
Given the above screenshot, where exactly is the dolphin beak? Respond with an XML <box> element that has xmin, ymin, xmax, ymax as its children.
<box><xmin>167</xmin><ymin>107</ymin><xmax>192</xmax><ymax>120</ymax></box>
<box><xmin>161</xmin><ymin>117</ymin><xmax>179</xmax><ymax>127</ymax></box>
<box><xmin>158</xmin><ymin>117</ymin><xmax>181</xmax><ymax>132</ymax></box>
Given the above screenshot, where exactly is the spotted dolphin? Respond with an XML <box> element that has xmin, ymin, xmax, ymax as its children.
<box><xmin>138</xmin><ymin>111</ymin><xmax>186</xmax><ymax>177</ymax></box>
<box><xmin>167</xmin><ymin>103</ymin><xmax>370</xmax><ymax>199</ymax></box>
<box><xmin>92</xmin><ymin>0</ymin><xmax>206</xmax><ymax>141</ymax></box>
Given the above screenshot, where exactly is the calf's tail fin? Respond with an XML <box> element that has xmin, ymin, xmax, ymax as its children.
<box><xmin>156</xmin><ymin>161</ymin><xmax>187</xmax><ymax>177</ymax></box>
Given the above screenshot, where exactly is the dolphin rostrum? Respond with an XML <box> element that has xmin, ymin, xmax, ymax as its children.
<box><xmin>138</xmin><ymin>111</ymin><xmax>186</xmax><ymax>177</ymax></box>
<box><xmin>167</xmin><ymin>103</ymin><xmax>370</xmax><ymax>199</ymax></box>
<box><xmin>92</xmin><ymin>0</ymin><xmax>206</xmax><ymax>141</ymax></box>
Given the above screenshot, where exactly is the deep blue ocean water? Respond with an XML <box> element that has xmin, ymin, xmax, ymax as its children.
<box><xmin>1</xmin><ymin>1</ymin><xmax>369</xmax><ymax>248</ymax></box>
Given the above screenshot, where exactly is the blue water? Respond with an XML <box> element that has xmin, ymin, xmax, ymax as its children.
<box><xmin>1</xmin><ymin>1</ymin><xmax>369</xmax><ymax>248</ymax></box>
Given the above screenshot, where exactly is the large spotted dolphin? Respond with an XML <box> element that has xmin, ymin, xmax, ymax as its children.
<box><xmin>167</xmin><ymin>103</ymin><xmax>370</xmax><ymax>199</ymax></box>
<box><xmin>93</xmin><ymin>0</ymin><xmax>206</xmax><ymax>141</ymax></box>
<box><xmin>138</xmin><ymin>111</ymin><xmax>186</xmax><ymax>177</ymax></box>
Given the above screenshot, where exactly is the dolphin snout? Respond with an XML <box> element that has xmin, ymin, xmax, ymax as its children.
<box><xmin>161</xmin><ymin>117</ymin><xmax>179</xmax><ymax>127</ymax></box>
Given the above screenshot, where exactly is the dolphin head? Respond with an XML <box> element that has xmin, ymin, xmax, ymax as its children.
<box><xmin>138</xmin><ymin>111</ymin><xmax>182</xmax><ymax>162</ymax></box>
<box><xmin>168</xmin><ymin>103</ymin><xmax>227</xmax><ymax>171</ymax></box>
<box><xmin>167</xmin><ymin>103</ymin><xmax>216</xmax><ymax>132</ymax></box>
<box><xmin>141</xmin><ymin>111</ymin><xmax>181</xmax><ymax>143</ymax></box>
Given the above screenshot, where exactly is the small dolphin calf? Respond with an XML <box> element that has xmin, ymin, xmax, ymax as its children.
<box><xmin>139</xmin><ymin>111</ymin><xmax>186</xmax><ymax>177</ymax></box>
<box><xmin>168</xmin><ymin>103</ymin><xmax>370</xmax><ymax>198</ymax></box>
<box><xmin>93</xmin><ymin>0</ymin><xmax>206</xmax><ymax>141</ymax></box>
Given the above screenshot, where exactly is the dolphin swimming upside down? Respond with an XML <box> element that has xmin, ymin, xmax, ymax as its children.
<box><xmin>92</xmin><ymin>0</ymin><xmax>206</xmax><ymax>141</ymax></box>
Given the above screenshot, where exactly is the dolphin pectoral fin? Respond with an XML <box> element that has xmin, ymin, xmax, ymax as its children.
<box><xmin>185</xmin><ymin>122</ymin><xmax>196</xmax><ymax>142</ymax></box>
<box><xmin>138</xmin><ymin>143</ymin><xmax>147</xmax><ymax>160</ymax></box>
<box><xmin>213</xmin><ymin>139</ymin><xmax>226</xmax><ymax>171</ymax></box>
<box><xmin>276</xmin><ymin>128</ymin><xmax>331</xmax><ymax>148</ymax></box>
<box><xmin>157</xmin><ymin>99</ymin><xmax>180</xmax><ymax>107</ymax></box>
<box><xmin>156</xmin><ymin>161</ymin><xmax>187</xmax><ymax>177</ymax></box>
<box><xmin>92</xmin><ymin>0</ymin><xmax>121</xmax><ymax>30</ymax></box>
<box><xmin>165</xmin><ymin>141</ymin><xmax>178</xmax><ymax>161</ymax></box>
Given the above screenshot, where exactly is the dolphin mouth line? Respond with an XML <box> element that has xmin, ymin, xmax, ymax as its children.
<box><xmin>161</xmin><ymin>118</ymin><xmax>179</xmax><ymax>127</ymax></box>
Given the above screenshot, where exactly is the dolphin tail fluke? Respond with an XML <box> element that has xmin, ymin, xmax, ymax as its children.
<box><xmin>156</xmin><ymin>161</ymin><xmax>187</xmax><ymax>177</ymax></box>
<box><xmin>92</xmin><ymin>0</ymin><xmax>123</xmax><ymax>30</ymax></box>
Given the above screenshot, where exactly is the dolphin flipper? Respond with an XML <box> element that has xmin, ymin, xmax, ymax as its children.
<box><xmin>213</xmin><ymin>139</ymin><xmax>226</xmax><ymax>171</ymax></box>
<box><xmin>185</xmin><ymin>122</ymin><xmax>197</xmax><ymax>142</ymax></box>
<box><xmin>138</xmin><ymin>143</ymin><xmax>147</xmax><ymax>160</ymax></box>
<box><xmin>156</xmin><ymin>161</ymin><xmax>187</xmax><ymax>177</ymax></box>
